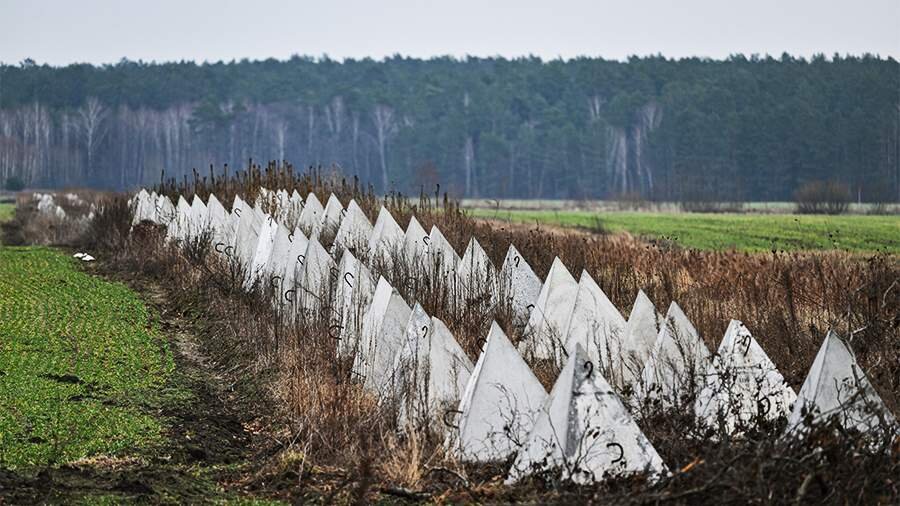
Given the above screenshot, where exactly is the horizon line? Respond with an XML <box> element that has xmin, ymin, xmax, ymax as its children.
<box><xmin>3</xmin><ymin>51</ymin><xmax>898</xmax><ymax>68</ymax></box>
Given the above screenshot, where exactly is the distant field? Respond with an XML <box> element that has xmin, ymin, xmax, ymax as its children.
<box><xmin>0</xmin><ymin>247</ymin><xmax>173</xmax><ymax>468</ymax></box>
<box><xmin>470</xmin><ymin>209</ymin><xmax>900</xmax><ymax>253</ymax></box>
<box><xmin>462</xmin><ymin>199</ymin><xmax>900</xmax><ymax>214</ymax></box>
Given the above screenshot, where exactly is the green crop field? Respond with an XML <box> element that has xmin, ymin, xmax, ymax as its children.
<box><xmin>0</xmin><ymin>203</ymin><xmax>13</xmax><ymax>224</ymax></box>
<box><xmin>0</xmin><ymin>247</ymin><xmax>174</xmax><ymax>469</ymax></box>
<box><xmin>470</xmin><ymin>209</ymin><xmax>900</xmax><ymax>253</ymax></box>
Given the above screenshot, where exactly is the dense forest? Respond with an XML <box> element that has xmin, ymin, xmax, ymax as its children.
<box><xmin>0</xmin><ymin>54</ymin><xmax>898</xmax><ymax>201</ymax></box>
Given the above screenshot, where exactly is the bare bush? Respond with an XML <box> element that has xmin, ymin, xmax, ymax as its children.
<box><xmin>794</xmin><ymin>180</ymin><xmax>851</xmax><ymax>215</ymax></box>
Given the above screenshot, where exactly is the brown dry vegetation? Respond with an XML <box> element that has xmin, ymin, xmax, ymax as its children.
<box><xmin>14</xmin><ymin>161</ymin><xmax>900</xmax><ymax>503</ymax></box>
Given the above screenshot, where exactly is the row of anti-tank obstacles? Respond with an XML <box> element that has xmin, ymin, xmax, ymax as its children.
<box><xmin>130</xmin><ymin>188</ymin><xmax>897</xmax><ymax>484</ymax></box>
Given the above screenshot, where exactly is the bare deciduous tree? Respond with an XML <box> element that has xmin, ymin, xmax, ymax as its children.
<box><xmin>372</xmin><ymin>105</ymin><xmax>397</xmax><ymax>190</ymax></box>
<box><xmin>78</xmin><ymin>97</ymin><xmax>107</xmax><ymax>178</ymax></box>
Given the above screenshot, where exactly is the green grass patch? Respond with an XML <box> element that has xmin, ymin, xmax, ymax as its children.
<box><xmin>0</xmin><ymin>247</ymin><xmax>174</xmax><ymax>469</ymax></box>
<box><xmin>0</xmin><ymin>203</ymin><xmax>13</xmax><ymax>223</ymax></box>
<box><xmin>470</xmin><ymin>209</ymin><xmax>900</xmax><ymax>253</ymax></box>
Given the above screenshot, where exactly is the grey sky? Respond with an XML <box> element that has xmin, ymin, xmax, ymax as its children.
<box><xmin>2</xmin><ymin>0</ymin><xmax>897</xmax><ymax>65</ymax></box>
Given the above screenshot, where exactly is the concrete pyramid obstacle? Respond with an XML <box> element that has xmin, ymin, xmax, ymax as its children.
<box><xmin>295</xmin><ymin>236</ymin><xmax>336</xmax><ymax>314</ymax></box>
<box><xmin>396</xmin><ymin>314</ymin><xmax>474</xmax><ymax>426</ymax></box>
<box><xmin>520</xmin><ymin>257</ymin><xmax>579</xmax><ymax>361</ymax></box>
<box><xmin>314</xmin><ymin>193</ymin><xmax>344</xmax><ymax>237</ymax></box>
<box><xmin>283</xmin><ymin>191</ymin><xmax>304</xmax><ymax>225</ymax></box>
<box><xmin>280</xmin><ymin>226</ymin><xmax>310</xmax><ymax>304</ymax></box>
<box><xmin>368</xmin><ymin>206</ymin><xmax>404</xmax><ymax>269</ymax></box>
<box><xmin>298</xmin><ymin>192</ymin><xmax>324</xmax><ymax>235</ymax></box>
<box><xmin>508</xmin><ymin>345</ymin><xmax>667</xmax><ymax>484</ymax></box>
<box><xmin>188</xmin><ymin>195</ymin><xmax>209</xmax><ymax>240</ymax></box>
<box><xmin>245</xmin><ymin>213</ymin><xmax>279</xmax><ymax>288</ymax></box>
<box><xmin>206</xmin><ymin>193</ymin><xmax>231</xmax><ymax>250</ymax></box>
<box><xmin>166</xmin><ymin>196</ymin><xmax>193</xmax><ymax>243</ymax></box>
<box><xmin>695</xmin><ymin>320</ymin><xmax>797</xmax><ymax>435</ymax></box>
<box><xmin>456</xmin><ymin>238</ymin><xmax>498</xmax><ymax>305</ymax></box>
<box><xmin>228</xmin><ymin>195</ymin><xmax>246</xmax><ymax>243</ymax></box>
<box><xmin>640</xmin><ymin>302</ymin><xmax>711</xmax><ymax>409</ymax></box>
<box><xmin>499</xmin><ymin>244</ymin><xmax>542</xmax><ymax>326</ymax></box>
<box><xmin>353</xmin><ymin>277</ymin><xmax>412</xmax><ymax>396</ymax></box>
<box><xmin>559</xmin><ymin>271</ymin><xmax>626</xmax><ymax>369</ymax></box>
<box><xmin>131</xmin><ymin>189</ymin><xmax>153</xmax><ymax>225</ymax></box>
<box><xmin>335</xmin><ymin>250</ymin><xmax>377</xmax><ymax>356</ymax></box>
<box><xmin>449</xmin><ymin>322</ymin><xmax>547</xmax><ymax>462</ymax></box>
<box><xmin>264</xmin><ymin>223</ymin><xmax>293</xmax><ymax>289</ymax></box>
<box><xmin>615</xmin><ymin>290</ymin><xmax>662</xmax><ymax>392</ymax></box>
<box><xmin>332</xmin><ymin>199</ymin><xmax>374</xmax><ymax>256</ymax></box>
<box><xmin>257</xmin><ymin>187</ymin><xmax>273</xmax><ymax>206</ymax></box>
<box><xmin>233</xmin><ymin>204</ymin><xmax>264</xmax><ymax>270</ymax></box>
<box><xmin>785</xmin><ymin>330</ymin><xmax>897</xmax><ymax>437</ymax></box>
<box><xmin>402</xmin><ymin>216</ymin><xmax>429</xmax><ymax>270</ymax></box>
<box><xmin>271</xmin><ymin>189</ymin><xmax>289</xmax><ymax>221</ymax></box>
<box><xmin>397</xmin><ymin>303</ymin><xmax>434</xmax><ymax>400</ymax></box>
<box><xmin>155</xmin><ymin>194</ymin><xmax>176</xmax><ymax>225</ymax></box>
<box><xmin>425</xmin><ymin>225</ymin><xmax>460</xmax><ymax>278</ymax></box>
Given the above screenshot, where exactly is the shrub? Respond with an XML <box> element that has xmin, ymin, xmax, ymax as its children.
<box><xmin>794</xmin><ymin>180</ymin><xmax>851</xmax><ymax>214</ymax></box>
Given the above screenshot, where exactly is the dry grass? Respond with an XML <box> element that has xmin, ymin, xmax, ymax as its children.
<box><xmin>14</xmin><ymin>161</ymin><xmax>897</xmax><ymax>503</ymax></box>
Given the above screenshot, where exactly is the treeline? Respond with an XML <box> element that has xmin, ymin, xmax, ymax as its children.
<box><xmin>0</xmin><ymin>54</ymin><xmax>898</xmax><ymax>201</ymax></box>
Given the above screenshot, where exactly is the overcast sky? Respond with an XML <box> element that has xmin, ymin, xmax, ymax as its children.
<box><xmin>1</xmin><ymin>0</ymin><xmax>897</xmax><ymax>65</ymax></box>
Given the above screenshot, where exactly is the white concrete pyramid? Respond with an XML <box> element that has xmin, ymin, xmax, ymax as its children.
<box><xmin>449</xmin><ymin>322</ymin><xmax>547</xmax><ymax>462</ymax></box>
<box><xmin>233</xmin><ymin>204</ymin><xmax>264</xmax><ymax>270</ymax></box>
<box><xmin>456</xmin><ymin>238</ymin><xmax>498</xmax><ymax>306</ymax></box>
<box><xmin>785</xmin><ymin>330</ymin><xmax>897</xmax><ymax>437</ymax></box>
<box><xmin>402</xmin><ymin>216</ymin><xmax>429</xmax><ymax>270</ymax></box>
<box><xmin>264</xmin><ymin>223</ymin><xmax>293</xmax><ymax>286</ymax></box>
<box><xmin>559</xmin><ymin>271</ymin><xmax>626</xmax><ymax>370</ymax></box>
<box><xmin>368</xmin><ymin>206</ymin><xmax>404</xmax><ymax>268</ymax></box>
<box><xmin>280</xmin><ymin>226</ymin><xmax>310</xmax><ymax>306</ymax></box>
<box><xmin>499</xmin><ymin>244</ymin><xmax>542</xmax><ymax>326</ymax></box>
<box><xmin>188</xmin><ymin>194</ymin><xmax>209</xmax><ymax>240</ymax></box>
<box><xmin>334</xmin><ymin>249</ymin><xmax>362</xmax><ymax>331</ymax></box>
<box><xmin>336</xmin><ymin>250</ymin><xmax>377</xmax><ymax>357</ymax></box>
<box><xmin>353</xmin><ymin>277</ymin><xmax>412</xmax><ymax>396</ymax></box>
<box><xmin>227</xmin><ymin>196</ymin><xmax>246</xmax><ymax>247</ymax></box>
<box><xmin>396</xmin><ymin>315</ymin><xmax>474</xmax><ymax>427</ymax></box>
<box><xmin>272</xmin><ymin>188</ymin><xmax>289</xmax><ymax>217</ymax></box>
<box><xmin>508</xmin><ymin>345</ymin><xmax>667</xmax><ymax>484</ymax></box>
<box><xmin>424</xmin><ymin>225</ymin><xmax>460</xmax><ymax>279</ymax></box>
<box><xmin>615</xmin><ymin>290</ymin><xmax>662</xmax><ymax>392</ymax></box>
<box><xmin>295</xmin><ymin>236</ymin><xmax>336</xmax><ymax>314</ymax></box>
<box><xmin>298</xmin><ymin>192</ymin><xmax>324</xmax><ymax>235</ymax></box>
<box><xmin>245</xmin><ymin>213</ymin><xmax>278</xmax><ymax>288</ymax></box>
<box><xmin>206</xmin><ymin>193</ymin><xmax>230</xmax><ymax>251</ymax></box>
<box><xmin>520</xmin><ymin>257</ymin><xmax>579</xmax><ymax>361</ymax></box>
<box><xmin>155</xmin><ymin>194</ymin><xmax>176</xmax><ymax>225</ymax></box>
<box><xmin>131</xmin><ymin>189</ymin><xmax>152</xmax><ymax>225</ymax></box>
<box><xmin>332</xmin><ymin>199</ymin><xmax>374</xmax><ymax>256</ymax></box>
<box><xmin>395</xmin><ymin>303</ymin><xmax>434</xmax><ymax>402</ymax></box>
<box><xmin>165</xmin><ymin>196</ymin><xmax>193</xmax><ymax>243</ymax></box>
<box><xmin>284</xmin><ymin>190</ymin><xmax>304</xmax><ymax>226</ymax></box>
<box><xmin>257</xmin><ymin>187</ymin><xmax>272</xmax><ymax>206</ymax></box>
<box><xmin>314</xmin><ymin>193</ymin><xmax>344</xmax><ymax>237</ymax></box>
<box><xmin>640</xmin><ymin>302</ymin><xmax>711</xmax><ymax>409</ymax></box>
<box><xmin>695</xmin><ymin>320</ymin><xmax>797</xmax><ymax>435</ymax></box>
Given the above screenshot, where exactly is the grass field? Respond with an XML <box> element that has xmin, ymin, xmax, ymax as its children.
<box><xmin>0</xmin><ymin>203</ymin><xmax>13</xmax><ymax>223</ymax></box>
<box><xmin>0</xmin><ymin>247</ymin><xmax>174</xmax><ymax>469</ymax></box>
<box><xmin>470</xmin><ymin>208</ymin><xmax>900</xmax><ymax>253</ymax></box>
